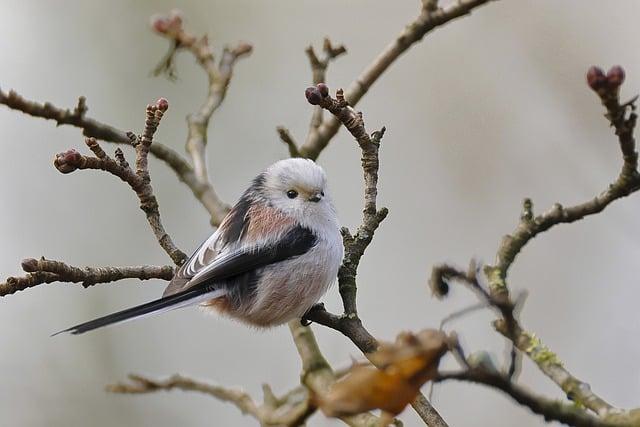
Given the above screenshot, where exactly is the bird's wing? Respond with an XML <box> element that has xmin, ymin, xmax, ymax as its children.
<box><xmin>163</xmin><ymin>191</ymin><xmax>254</xmax><ymax>297</ymax></box>
<box><xmin>188</xmin><ymin>225</ymin><xmax>318</xmax><ymax>288</ymax></box>
<box><xmin>164</xmin><ymin>195</ymin><xmax>318</xmax><ymax>296</ymax></box>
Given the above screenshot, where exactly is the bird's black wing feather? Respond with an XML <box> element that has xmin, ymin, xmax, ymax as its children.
<box><xmin>188</xmin><ymin>225</ymin><xmax>318</xmax><ymax>288</ymax></box>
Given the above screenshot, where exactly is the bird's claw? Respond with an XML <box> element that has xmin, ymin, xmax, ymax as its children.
<box><xmin>300</xmin><ymin>302</ymin><xmax>326</xmax><ymax>326</ymax></box>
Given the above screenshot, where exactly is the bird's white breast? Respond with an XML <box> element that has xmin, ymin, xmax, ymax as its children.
<box><xmin>237</xmin><ymin>229</ymin><xmax>343</xmax><ymax>326</ymax></box>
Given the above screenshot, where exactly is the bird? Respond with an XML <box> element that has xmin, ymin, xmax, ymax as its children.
<box><xmin>55</xmin><ymin>158</ymin><xmax>344</xmax><ymax>335</ymax></box>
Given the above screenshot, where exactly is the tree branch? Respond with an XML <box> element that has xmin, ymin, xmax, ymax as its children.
<box><xmin>277</xmin><ymin>38</ymin><xmax>345</xmax><ymax>157</ymax></box>
<box><xmin>484</xmin><ymin>66</ymin><xmax>638</xmax><ymax>298</ymax></box>
<box><xmin>430</xmin><ymin>263</ymin><xmax>615</xmax><ymax>417</ymax></box>
<box><xmin>0</xmin><ymin>87</ymin><xmax>229</xmax><ymax>225</ymax></box>
<box><xmin>301</xmin><ymin>84</ymin><xmax>447</xmax><ymax>427</ymax></box>
<box><xmin>493</xmin><ymin>321</ymin><xmax>614</xmax><ymax>416</ymax></box>
<box><xmin>53</xmin><ymin>100</ymin><xmax>187</xmax><ymax>265</ymax></box>
<box><xmin>288</xmin><ymin>321</ymin><xmax>393</xmax><ymax>427</ymax></box>
<box><xmin>151</xmin><ymin>10</ymin><xmax>252</xmax><ymax>225</ymax></box>
<box><xmin>436</xmin><ymin>369</ymin><xmax>636</xmax><ymax>427</ymax></box>
<box><xmin>298</xmin><ymin>0</ymin><xmax>497</xmax><ymax>160</ymax></box>
<box><xmin>108</xmin><ymin>374</ymin><xmax>261</xmax><ymax>418</ymax></box>
<box><xmin>0</xmin><ymin>258</ymin><xmax>173</xmax><ymax>297</ymax></box>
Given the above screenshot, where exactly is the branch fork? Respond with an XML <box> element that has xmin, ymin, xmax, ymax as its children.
<box><xmin>53</xmin><ymin>99</ymin><xmax>187</xmax><ymax>266</ymax></box>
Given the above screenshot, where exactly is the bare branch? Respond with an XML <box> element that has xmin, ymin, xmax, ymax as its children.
<box><xmin>433</xmin><ymin>68</ymin><xmax>637</xmax><ymax>416</ymax></box>
<box><xmin>108</xmin><ymin>374</ymin><xmax>260</xmax><ymax>417</ymax></box>
<box><xmin>151</xmin><ymin>10</ymin><xmax>252</xmax><ymax>226</ymax></box>
<box><xmin>277</xmin><ymin>38</ymin><xmax>346</xmax><ymax>158</ymax></box>
<box><xmin>436</xmin><ymin>369</ymin><xmax>634</xmax><ymax>427</ymax></box>
<box><xmin>306</xmin><ymin>39</ymin><xmax>347</xmax><ymax>135</ymax></box>
<box><xmin>0</xmin><ymin>87</ymin><xmax>227</xmax><ymax>225</ymax></box>
<box><xmin>484</xmin><ymin>66</ymin><xmax>638</xmax><ymax>298</ymax></box>
<box><xmin>277</xmin><ymin>126</ymin><xmax>301</xmax><ymax>157</ymax></box>
<box><xmin>493</xmin><ymin>321</ymin><xmax>614</xmax><ymax>416</ymax></box>
<box><xmin>109</xmin><ymin>372</ymin><xmax>320</xmax><ymax>427</ymax></box>
<box><xmin>0</xmin><ymin>258</ymin><xmax>173</xmax><ymax>297</ymax></box>
<box><xmin>298</xmin><ymin>0</ymin><xmax>498</xmax><ymax>160</ymax></box>
<box><xmin>301</xmin><ymin>84</ymin><xmax>446</xmax><ymax>427</ymax></box>
<box><xmin>305</xmin><ymin>85</ymin><xmax>388</xmax><ymax>317</ymax></box>
<box><xmin>53</xmin><ymin>100</ymin><xmax>187</xmax><ymax>265</ymax></box>
<box><xmin>431</xmin><ymin>262</ymin><xmax>615</xmax><ymax>417</ymax></box>
<box><xmin>288</xmin><ymin>321</ymin><xmax>389</xmax><ymax>427</ymax></box>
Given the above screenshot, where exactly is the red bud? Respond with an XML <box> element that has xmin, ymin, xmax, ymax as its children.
<box><xmin>305</xmin><ymin>87</ymin><xmax>322</xmax><ymax>105</ymax></box>
<box><xmin>586</xmin><ymin>66</ymin><xmax>607</xmax><ymax>91</ymax></box>
<box><xmin>151</xmin><ymin>17</ymin><xmax>170</xmax><ymax>33</ymax></box>
<box><xmin>156</xmin><ymin>97</ymin><xmax>169</xmax><ymax>111</ymax></box>
<box><xmin>54</xmin><ymin>149</ymin><xmax>82</xmax><ymax>174</ymax></box>
<box><xmin>606</xmin><ymin>65</ymin><xmax>625</xmax><ymax>88</ymax></box>
<box><xmin>317</xmin><ymin>83</ymin><xmax>329</xmax><ymax>97</ymax></box>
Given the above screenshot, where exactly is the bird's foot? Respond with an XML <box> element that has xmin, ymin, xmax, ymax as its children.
<box><xmin>300</xmin><ymin>302</ymin><xmax>325</xmax><ymax>326</ymax></box>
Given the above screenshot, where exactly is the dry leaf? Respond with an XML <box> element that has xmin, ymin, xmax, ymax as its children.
<box><xmin>318</xmin><ymin>329</ymin><xmax>451</xmax><ymax>418</ymax></box>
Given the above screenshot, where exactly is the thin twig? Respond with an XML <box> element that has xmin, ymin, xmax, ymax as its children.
<box><xmin>484</xmin><ymin>67</ymin><xmax>638</xmax><ymax>298</ymax></box>
<box><xmin>277</xmin><ymin>126</ymin><xmax>301</xmax><ymax>157</ymax></box>
<box><xmin>298</xmin><ymin>0</ymin><xmax>498</xmax><ymax>160</ymax></box>
<box><xmin>493</xmin><ymin>321</ymin><xmax>614</xmax><ymax>416</ymax></box>
<box><xmin>277</xmin><ymin>38</ymin><xmax>345</xmax><ymax>157</ymax></box>
<box><xmin>430</xmin><ymin>262</ymin><xmax>615</xmax><ymax>417</ymax></box>
<box><xmin>52</xmin><ymin>100</ymin><xmax>187</xmax><ymax>265</ymax></box>
<box><xmin>108</xmin><ymin>374</ymin><xmax>260</xmax><ymax>418</ymax></box>
<box><xmin>0</xmin><ymin>88</ymin><xmax>227</xmax><ymax>225</ymax></box>
<box><xmin>151</xmin><ymin>10</ymin><xmax>252</xmax><ymax>225</ymax></box>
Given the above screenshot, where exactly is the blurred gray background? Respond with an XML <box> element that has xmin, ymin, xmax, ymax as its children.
<box><xmin>1</xmin><ymin>1</ymin><xmax>639</xmax><ymax>426</ymax></box>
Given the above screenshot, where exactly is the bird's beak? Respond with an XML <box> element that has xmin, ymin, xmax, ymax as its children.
<box><xmin>308</xmin><ymin>193</ymin><xmax>323</xmax><ymax>203</ymax></box>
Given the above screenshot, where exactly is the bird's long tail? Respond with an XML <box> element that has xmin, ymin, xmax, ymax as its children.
<box><xmin>53</xmin><ymin>286</ymin><xmax>224</xmax><ymax>336</ymax></box>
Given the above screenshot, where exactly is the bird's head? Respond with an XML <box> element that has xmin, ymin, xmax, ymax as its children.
<box><xmin>258</xmin><ymin>158</ymin><xmax>337</xmax><ymax>229</ymax></box>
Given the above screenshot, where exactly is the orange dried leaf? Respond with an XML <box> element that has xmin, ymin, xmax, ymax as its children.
<box><xmin>318</xmin><ymin>329</ymin><xmax>451</xmax><ymax>418</ymax></box>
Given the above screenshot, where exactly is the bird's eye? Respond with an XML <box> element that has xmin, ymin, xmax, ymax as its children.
<box><xmin>286</xmin><ymin>189</ymin><xmax>298</xmax><ymax>199</ymax></box>
<box><xmin>320</xmin><ymin>191</ymin><xmax>325</xmax><ymax>197</ymax></box>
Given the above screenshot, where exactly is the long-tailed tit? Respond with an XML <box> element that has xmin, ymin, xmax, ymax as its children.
<box><xmin>56</xmin><ymin>158</ymin><xmax>343</xmax><ymax>334</ymax></box>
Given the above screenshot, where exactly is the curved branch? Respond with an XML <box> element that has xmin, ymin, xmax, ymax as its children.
<box><xmin>485</xmin><ymin>67</ymin><xmax>638</xmax><ymax>298</ymax></box>
<box><xmin>151</xmin><ymin>10</ymin><xmax>252</xmax><ymax>226</ymax></box>
<box><xmin>431</xmin><ymin>263</ymin><xmax>615</xmax><ymax>416</ymax></box>
<box><xmin>108</xmin><ymin>374</ymin><xmax>260</xmax><ymax>418</ymax></box>
<box><xmin>436</xmin><ymin>369</ymin><xmax>632</xmax><ymax>427</ymax></box>
<box><xmin>298</xmin><ymin>0</ymin><xmax>497</xmax><ymax>160</ymax></box>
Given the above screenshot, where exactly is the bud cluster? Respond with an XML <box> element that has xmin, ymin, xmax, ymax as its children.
<box><xmin>150</xmin><ymin>9</ymin><xmax>183</xmax><ymax>34</ymax></box>
<box><xmin>305</xmin><ymin>83</ymin><xmax>330</xmax><ymax>105</ymax></box>
<box><xmin>586</xmin><ymin>65</ymin><xmax>625</xmax><ymax>93</ymax></box>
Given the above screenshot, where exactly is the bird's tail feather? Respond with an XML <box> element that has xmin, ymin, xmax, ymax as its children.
<box><xmin>53</xmin><ymin>286</ymin><xmax>224</xmax><ymax>336</ymax></box>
